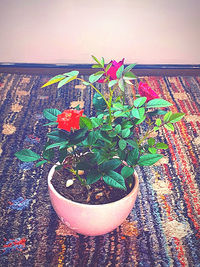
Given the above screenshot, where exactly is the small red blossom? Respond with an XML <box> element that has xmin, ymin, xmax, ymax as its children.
<box><xmin>98</xmin><ymin>59</ymin><xmax>125</xmax><ymax>83</ymax></box>
<box><xmin>138</xmin><ymin>82</ymin><xmax>159</xmax><ymax>102</ymax></box>
<box><xmin>56</xmin><ymin>109</ymin><xmax>84</xmax><ymax>132</ymax></box>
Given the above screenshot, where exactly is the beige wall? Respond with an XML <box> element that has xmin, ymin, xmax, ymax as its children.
<box><xmin>0</xmin><ymin>0</ymin><xmax>199</xmax><ymax>64</ymax></box>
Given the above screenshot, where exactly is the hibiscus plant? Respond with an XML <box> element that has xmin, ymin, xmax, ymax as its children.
<box><xmin>15</xmin><ymin>56</ymin><xmax>185</xmax><ymax>191</ymax></box>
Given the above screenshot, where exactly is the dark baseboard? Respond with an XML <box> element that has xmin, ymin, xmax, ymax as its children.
<box><xmin>0</xmin><ymin>63</ymin><xmax>199</xmax><ymax>76</ymax></box>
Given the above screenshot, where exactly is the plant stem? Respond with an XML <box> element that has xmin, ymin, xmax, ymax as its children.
<box><xmin>77</xmin><ymin>78</ymin><xmax>109</xmax><ymax>108</ymax></box>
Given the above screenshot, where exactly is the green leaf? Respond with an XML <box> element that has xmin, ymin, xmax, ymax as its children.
<box><xmin>148</xmin><ymin>147</ymin><xmax>157</xmax><ymax>154</ymax></box>
<box><xmin>57</xmin><ymin>75</ymin><xmax>77</xmax><ymax>88</ymax></box>
<box><xmin>118</xmin><ymin>78</ymin><xmax>126</xmax><ymax>91</ymax></box>
<box><xmin>155</xmin><ymin>118</ymin><xmax>162</xmax><ymax>126</ymax></box>
<box><xmin>69</xmin><ymin>128</ymin><xmax>88</xmax><ymax>145</ymax></box>
<box><xmin>154</xmin><ymin>126</ymin><xmax>160</xmax><ymax>131</ymax></box>
<box><xmin>146</xmin><ymin>99</ymin><xmax>173</xmax><ymax>108</ymax></box>
<box><xmin>87</xmin><ymin>131</ymin><xmax>98</xmax><ymax>146</ymax></box>
<box><xmin>101</xmin><ymin>57</ymin><xmax>105</xmax><ymax>67</ymax></box>
<box><xmin>127</xmin><ymin>149</ymin><xmax>139</xmax><ymax>165</ymax></box>
<box><xmin>89</xmin><ymin>73</ymin><xmax>104</xmax><ymax>83</ymax></box>
<box><xmin>126</xmin><ymin>139</ymin><xmax>138</xmax><ymax>149</ymax></box>
<box><xmin>115</xmin><ymin>124</ymin><xmax>122</xmax><ymax>133</ymax></box>
<box><xmin>163</xmin><ymin>111</ymin><xmax>172</xmax><ymax>122</ymax></box>
<box><xmin>35</xmin><ymin>160</ymin><xmax>47</xmax><ymax>167</ymax></box>
<box><xmin>168</xmin><ymin>113</ymin><xmax>185</xmax><ymax>123</ymax></box>
<box><xmin>92</xmin><ymin>64</ymin><xmax>102</xmax><ymax>69</ymax></box>
<box><xmin>124</xmin><ymin>63</ymin><xmax>137</xmax><ymax>73</ymax></box>
<box><xmin>101</xmin><ymin>125</ymin><xmax>113</xmax><ymax>131</ymax></box>
<box><xmin>148</xmin><ymin>109</ymin><xmax>168</xmax><ymax>116</ymax></box>
<box><xmin>93</xmin><ymin>93</ymin><xmax>107</xmax><ymax>111</ymax></box>
<box><xmin>45</xmin><ymin>141</ymin><xmax>68</xmax><ymax>150</ymax></box>
<box><xmin>121</xmin><ymin>166</ymin><xmax>134</xmax><ymax>178</ymax></box>
<box><xmin>123</xmin><ymin>71</ymin><xmax>137</xmax><ymax>80</ymax></box>
<box><xmin>108</xmin><ymin>80</ymin><xmax>117</xmax><ymax>87</ymax></box>
<box><xmin>47</xmin><ymin>130</ymin><xmax>68</xmax><ymax>142</ymax></box>
<box><xmin>43</xmin><ymin>122</ymin><xmax>58</xmax><ymax>126</ymax></box>
<box><xmin>91</xmin><ymin>55</ymin><xmax>101</xmax><ymax>65</ymax></box>
<box><xmin>63</xmin><ymin>71</ymin><xmax>79</xmax><ymax>77</ymax></box>
<box><xmin>122</xmin><ymin>128</ymin><xmax>130</xmax><ymax>138</ymax></box>
<box><xmin>41</xmin><ymin>75</ymin><xmax>65</xmax><ymax>88</ymax></box>
<box><xmin>135</xmin><ymin>115</ymin><xmax>146</xmax><ymax>125</ymax></box>
<box><xmin>113</xmin><ymin>102</ymin><xmax>124</xmax><ymax>110</ymax></box>
<box><xmin>114</xmin><ymin>111</ymin><xmax>128</xmax><ymax>117</ymax></box>
<box><xmin>105</xmin><ymin>62</ymin><xmax>112</xmax><ymax>72</ymax></box>
<box><xmin>83</xmin><ymin>81</ymin><xmax>90</xmax><ymax>85</ymax></box>
<box><xmin>164</xmin><ymin>123</ymin><xmax>174</xmax><ymax>131</ymax></box>
<box><xmin>156</xmin><ymin>143</ymin><xmax>168</xmax><ymax>149</ymax></box>
<box><xmin>119</xmin><ymin>139</ymin><xmax>127</xmax><ymax>150</ymax></box>
<box><xmin>100</xmin><ymin>158</ymin><xmax>121</xmax><ymax>172</ymax></box>
<box><xmin>134</xmin><ymin>97</ymin><xmax>147</xmax><ymax>107</ymax></box>
<box><xmin>138</xmin><ymin>154</ymin><xmax>163</xmax><ymax>166</ymax></box>
<box><xmin>91</xmin><ymin>117</ymin><xmax>102</xmax><ymax>128</ymax></box>
<box><xmin>15</xmin><ymin>149</ymin><xmax>41</xmax><ymax>162</ymax></box>
<box><xmin>116</xmin><ymin>65</ymin><xmax>124</xmax><ymax>79</ymax></box>
<box><xmin>131</xmin><ymin>108</ymin><xmax>140</xmax><ymax>119</ymax></box>
<box><xmin>99</xmin><ymin>131</ymin><xmax>112</xmax><ymax>144</ymax></box>
<box><xmin>79</xmin><ymin>117</ymin><xmax>93</xmax><ymax>130</ymax></box>
<box><xmin>103</xmin><ymin>170</ymin><xmax>126</xmax><ymax>190</ymax></box>
<box><xmin>43</xmin><ymin>108</ymin><xmax>61</xmax><ymax>121</ymax></box>
<box><xmin>148</xmin><ymin>138</ymin><xmax>155</xmax><ymax>146</ymax></box>
<box><xmin>109</xmin><ymin>131</ymin><xmax>117</xmax><ymax>137</ymax></box>
<box><xmin>43</xmin><ymin>148</ymin><xmax>54</xmax><ymax>161</ymax></box>
<box><xmin>86</xmin><ymin>171</ymin><xmax>102</xmax><ymax>185</ymax></box>
<box><xmin>122</xmin><ymin>121</ymin><xmax>134</xmax><ymax>129</ymax></box>
<box><xmin>94</xmin><ymin>71</ymin><xmax>104</xmax><ymax>76</ymax></box>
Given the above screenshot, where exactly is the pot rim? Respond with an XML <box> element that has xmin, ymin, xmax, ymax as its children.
<box><xmin>48</xmin><ymin>164</ymin><xmax>139</xmax><ymax>208</ymax></box>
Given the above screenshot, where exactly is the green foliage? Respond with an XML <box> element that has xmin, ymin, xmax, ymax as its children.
<box><xmin>41</xmin><ymin>75</ymin><xmax>65</xmax><ymax>88</ymax></box>
<box><xmin>116</xmin><ymin>65</ymin><xmax>124</xmax><ymax>79</ymax></box>
<box><xmin>146</xmin><ymin>99</ymin><xmax>173</xmax><ymax>108</ymax></box>
<box><xmin>138</xmin><ymin>154</ymin><xmax>163</xmax><ymax>166</ymax></box>
<box><xmin>124</xmin><ymin>63</ymin><xmax>137</xmax><ymax>73</ymax></box>
<box><xmin>43</xmin><ymin>109</ymin><xmax>61</xmax><ymax>121</ymax></box>
<box><xmin>89</xmin><ymin>73</ymin><xmax>104</xmax><ymax>83</ymax></box>
<box><xmin>15</xmin><ymin>55</ymin><xmax>185</xmax><ymax>192</ymax></box>
<box><xmin>57</xmin><ymin>76</ymin><xmax>77</xmax><ymax>88</ymax></box>
<box><xmin>15</xmin><ymin>149</ymin><xmax>40</xmax><ymax>162</ymax></box>
<box><xmin>79</xmin><ymin>117</ymin><xmax>93</xmax><ymax>130</ymax></box>
<box><xmin>93</xmin><ymin>93</ymin><xmax>107</xmax><ymax>112</ymax></box>
<box><xmin>121</xmin><ymin>166</ymin><xmax>134</xmax><ymax>178</ymax></box>
<box><xmin>103</xmin><ymin>171</ymin><xmax>126</xmax><ymax>190</ymax></box>
<box><xmin>36</xmin><ymin>160</ymin><xmax>47</xmax><ymax>167</ymax></box>
<box><xmin>86</xmin><ymin>171</ymin><xmax>102</xmax><ymax>185</ymax></box>
<box><xmin>99</xmin><ymin>158</ymin><xmax>121</xmax><ymax>172</ymax></box>
<box><xmin>119</xmin><ymin>139</ymin><xmax>127</xmax><ymax>150</ymax></box>
<box><xmin>134</xmin><ymin>97</ymin><xmax>147</xmax><ymax>107</ymax></box>
<box><xmin>127</xmin><ymin>149</ymin><xmax>139</xmax><ymax>165</ymax></box>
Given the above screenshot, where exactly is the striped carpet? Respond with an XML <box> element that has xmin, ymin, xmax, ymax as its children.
<box><xmin>0</xmin><ymin>73</ymin><xmax>200</xmax><ymax>266</ymax></box>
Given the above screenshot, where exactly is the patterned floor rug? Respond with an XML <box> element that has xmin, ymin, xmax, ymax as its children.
<box><xmin>0</xmin><ymin>73</ymin><xmax>200</xmax><ymax>266</ymax></box>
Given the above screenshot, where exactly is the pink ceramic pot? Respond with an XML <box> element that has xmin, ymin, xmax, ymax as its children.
<box><xmin>48</xmin><ymin>165</ymin><xmax>139</xmax><ymax>236</ymax></box>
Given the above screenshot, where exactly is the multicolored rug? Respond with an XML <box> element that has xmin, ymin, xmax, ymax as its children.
<box><xmin>0</xmin><ymin>72</ymin><xmax>200</xmax><ymax>266</ymax></box>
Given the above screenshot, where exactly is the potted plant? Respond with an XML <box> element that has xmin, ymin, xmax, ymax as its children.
<box><xmin>15</xmin><ymin>56</ymin><xmax>185</xmax><ymax>236</ymax></box>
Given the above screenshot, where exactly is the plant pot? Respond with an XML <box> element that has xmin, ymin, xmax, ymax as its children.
<box><xmin>48</xmin><ymin>164</ymin><xmax>139</xmax><ymax>236</ymax></box>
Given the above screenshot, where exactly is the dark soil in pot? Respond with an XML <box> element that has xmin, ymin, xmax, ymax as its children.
<box><xmin>51</xmin><ymin>168</ymin><xmax>135</xmax><ymax>205</ymax></box>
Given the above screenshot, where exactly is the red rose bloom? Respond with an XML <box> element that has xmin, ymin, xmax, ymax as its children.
<box><xmin>56</xmin><ymin>109</ymin><xmax>84</xmax><ymax>132</ymax></box>
<box><xmin>98</xmin><ymin>59</ymin><xmax>125</xmax><ymax>83</ymax></box>
<box><xmin>138</xmin><ymin>82</ymin><xmax>159</xmax><ymax>102</ymax></box>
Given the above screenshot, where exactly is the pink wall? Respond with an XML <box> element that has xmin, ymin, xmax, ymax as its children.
<box><xmin>0</xmin><ymin>0</ymin><xmax>199</xmax><ymax>64</ymax></box>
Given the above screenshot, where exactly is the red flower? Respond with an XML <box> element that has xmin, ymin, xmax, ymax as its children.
<box><xmin>138</xmin><ymin>82</ymin><xmax>159</xmax><ymax>102</ymax></box>
<box><xmin>56</xmin><ymin>109</ymin><xmax>84</xmax><ymax>132</ymax></box>
<box><xmin>98</xmin><ymin>59</ymin><xmax>125</xmax><ymax>83</ymax></box>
